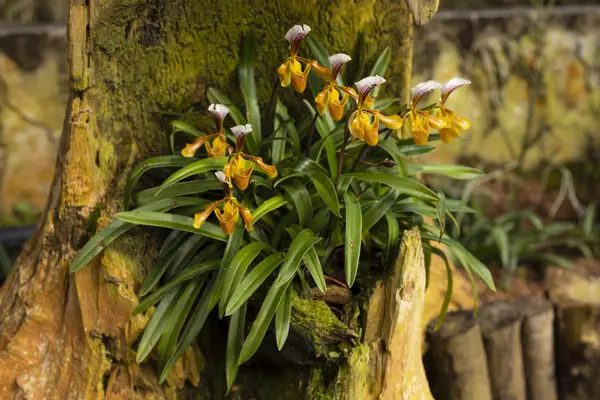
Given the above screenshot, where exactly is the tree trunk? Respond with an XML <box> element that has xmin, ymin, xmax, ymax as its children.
<box><xmin>0</xmin><ymin>0</ymin><xmax>422</xmax><ymax>398</ymax></box>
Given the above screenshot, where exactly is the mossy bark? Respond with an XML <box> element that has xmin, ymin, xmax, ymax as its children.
<box><xmin>0</xmin><ymin>0</ymin><xmax>420</xmax><ymax>398</ymax></box>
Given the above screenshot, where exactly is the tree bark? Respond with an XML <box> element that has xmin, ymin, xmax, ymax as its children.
<box><xmin>0</xmin><ymin>0</ymin><xmax>423</xmax><ymax>399</ymax></box>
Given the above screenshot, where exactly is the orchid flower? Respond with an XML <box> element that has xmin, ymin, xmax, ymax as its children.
<box><xmin>406</xmin><ymin>81</ymin><xmax>446</xmax><ymax>145</ymax></box>
<box><xmin>277</xmin><ymin>24</ymin><xmax>327</xmax><ymax>94</ymax></box>
<box><xmin>314</xmin><ymin>53</ymin><xmax>357</xmax><ymax>121</ymax></box>
<box><xmin>437</xmin><ymin>77</ymin><xmax>472</xmax><ymax>143</ymax></box>
<box><xmin>223</xmin><ymin>124</ymin><xmax>277</xmax><ymax>190</ymax></box>
<box><xmin>193</xmin><ymin>172</ymin><xmax>253</xmax><ymax>235</ymax></box>
<box><xmin>181</xmin><ymin>104</ymin><xmax>230</xmax><ymax>158</ymax></box>
<box><xmin>347</xmin><ymin>76</ymin><xmax>403</xmax><ymax>146</ymax></box>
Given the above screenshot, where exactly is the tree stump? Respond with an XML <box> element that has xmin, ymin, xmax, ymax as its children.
<box><xmin>547</xmin><ymin>259</ymin><xmax>600</xmax><ymax>400</ymax></box>
<box><xmin>427</xmin><ymin>311</ymin><xmax>492</xmax><ymax>400</ymax></box>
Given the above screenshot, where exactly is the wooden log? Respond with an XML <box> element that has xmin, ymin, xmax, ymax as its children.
<box><xmin>516</xmin><ymin>297</ymin><xmax>558</xmax><ymax>400</ymax></box>
<box><xmin>478</xmin><ymin>301</ymin><xmax>527</xmax><ymax>400</ymax></box>
<box><xmin>547</xmin><ymin>259</ymin><xmax>600</xmax><ymax>400</ymax></box>
<box><xmin>427</xmin><ymin>311</ymin><xmax>492</xmax><ymax>400</ymax></box>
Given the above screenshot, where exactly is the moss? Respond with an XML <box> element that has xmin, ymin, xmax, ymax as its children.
<box><xmin>291</xmin><ymin>298</ymin><xmax>353</xmax><ymax>359</ymax></box>
<box><xmin>335</xmin><ymin>344</ymin><xmax>371</xmax><ymax>399</ymax></box>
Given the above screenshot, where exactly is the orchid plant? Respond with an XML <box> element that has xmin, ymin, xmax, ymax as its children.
<box><xmin>70</xmin><ymin>24</ymin><xmax>494</xmax><ymax>389</ymax></box>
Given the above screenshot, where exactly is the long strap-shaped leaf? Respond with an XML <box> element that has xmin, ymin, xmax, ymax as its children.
<box><xmin>159</xmin><ymin>275</ymin><xmax>217</xmax><ymax>383</ymax></box>
<box><xmin>136</xmin><ymin>180</ymin><xmax>221</xmax><ymax>206</ymax></box>
<box><xmin>286</xmin><ymin>225</ymin><xmax>326</xmax><ymax>293</ymax></box>
<box><xmin>362</xmin><ymin>189</ymin><xmax>401</xmax><ymax>233</ymax></box>
<box><xmin>251</xmin><ymin>196</ymin><xmax>288</xmax><ymax>224</ymax></box>
<box><xmin>226</xmin><ymin>303</ymin><xmax>246</xmax><ymax>393</ymax></box>
<box><xmin>238</xmin><ymin>278</ymin><xmax>291</xmax><ymax>365</ymax></box>
<box><xmin>70</xmin><ymin>197</ymin><xmax>205</xmax><ymax>273</ymax></box>
<box><xmin>123</xmin><ymin>155</ymin><xmax>194</xmax><ymax>210</ymax></box>
<box><xmin>275</xmin><ymin>285</ymin><xmax>294</xmax><ymax>350</ymax></box>
<box><xmin>136</xmin><ymin>287</ymin><xmax>180</xmax><ymax>363</ymax></box>
<box><xmin>276</xmin><ymin>172</ymin><xmax>341</xmax><ymax>217</ymax></box>
<box><xmin>280</xmin><ymin>181</ymin><xmax>313</xmax><ymax>227</ymax></box>
<box><xmin>219</xmin><ymin>242</ymin><xmax>271</xmax><ymax>317</ymax></box>
<box><xmin>344</xmin><ymin>191</ymin><xmax>362</xmax><ymax>288</ymax></box>
<box><xmin>135</xmin><ymin>259</ymin><xmax>220</xmax><ymax>314</ymax></box>
<box><xmin>116</xmin><ymin>211</ymin><xmax>227</xmax><ymax>242</ymax></box>
<box><xmin>239</xmin><ymin>31</ymin><xmax>261</xmax><ymax>154</ymax></box>
<box><xmin>276</xmin><ymin>229</ymin><xmax>322</xmax><ymax>288</ymax></box>
<box><xmin>225</xmin><ymin>253</ymin><xmax>284</xmax><ymax>316</ymax></box>
<box><xmin>156</xmin><ymin>157</ymin><xmax>228</xmax><ymax>194</ymax></box>
<box><xmin>344</xmin><ymin>171</ymin><xmax>439</xmax><ymax>203</ymax></box>
<box><xmin>209</xmin><ymin>225</ymin><xmax>244</xmax><ymax>309</ymax></box>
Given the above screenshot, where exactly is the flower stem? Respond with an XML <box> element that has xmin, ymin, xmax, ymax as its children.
<box><xmin>349</xmin><ymin>129</ymin><xmax>391</xmax><ymax>173</ymax></box>
<box><xmin>304</xmin><ymin>111</ymin><xmax>319</xmax><ymax>156</ymax></box>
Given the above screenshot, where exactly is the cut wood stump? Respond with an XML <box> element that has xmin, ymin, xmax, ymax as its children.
<box><xmin>517</xmin><ymin>297</ymin><xmax>557</xmax><ymax>400</ymax></box>
<box><xmin>547</xmin><ymin>259</ymin><xmax>600</xmax><ymax>400</ymax></box>
<box><xmin>427</xmin><ymin>311</ymin><xmax>492</xmax><ymax>400</ymax></box>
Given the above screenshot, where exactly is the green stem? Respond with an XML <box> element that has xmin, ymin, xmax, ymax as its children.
<box><xmin>349</xmin><ymin>129</ymin><xmax>391</xmax><ymax>173</ymax></box>
<box><xmin>335</xmin><ymin>120</ymin><xmax>350</xmax><ymax>188</ymax></box>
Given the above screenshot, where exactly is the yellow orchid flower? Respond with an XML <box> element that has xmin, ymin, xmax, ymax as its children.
<box><xmin>223</xmin><ymin>124</ymin><xmax>277</xmax><ymax>190</ymax></box>
<box><xmin>347</xmin><ymin>75</ymin><xmax>403</xmax><ymax>146</ymax></box>
<box><xmin>437</xmin><ymin>77</ymin><xmax>472</xmax><ymax>143</ymax></box>
<box><xmin>314</xmin><ymin>53</ymin><xmax>357</xmax><ymax>121</ymax></box>
<box><xmin>193</xmin><ymin>172</ymin><xmax>253</xmax><ymax>235</ymax></box>
<box><xmin>181</xmin><ymin>104</ymin><xmax>231</xmax><ymax>158</ymax></box>
<box><xmin>406</xmin><ymin>80</ymin><xmax>445</xmax><ymax>145</ymax></box>
<box><xmin>277</xmin><ymin>24</ymin><xmax>327</xmax><ymax>94</ymax></box>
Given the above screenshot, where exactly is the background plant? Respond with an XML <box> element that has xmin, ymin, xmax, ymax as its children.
<box><xmin>70</xmin><ymin>25</ymin><xmax>494</xmax><ymax>389</ymax></box>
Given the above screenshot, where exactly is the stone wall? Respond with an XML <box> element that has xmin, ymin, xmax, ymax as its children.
<box><xmin>0</xmin><ymin>0</ymin><xmax>68</xmax><ymax>221</ymax></box>
<box><xmin>413</xmin><ymin>6</ymin><xmax>600</xmax><ymax>168</ymax></box>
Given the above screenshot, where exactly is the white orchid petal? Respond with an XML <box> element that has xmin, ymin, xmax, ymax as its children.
<box><xmin>441</xmin><ymin>77</ymin><xmax>471</xmax><ymax>94</ymax></box>
<box><xmin>208</xmin><ymin>103</ymin><xmax>230</xmax><ymax>119</ymax></box>
<box><xmin>355</xmin><ymin>75</ymin><xmax>386</xmax><ymax>96</ymax></box>
<box><xmin>231</xmin><ymin>124</ymin><xmax>253</xmax><ymax>138</ymax></box>
<box><xmin>328</xmin><ymin>53</ymin><xmax>351</xmax><ymax>69</ymax></box>
<box><xmin>215</xmin><ymin>171</ymin><xmax>228</xmax><ymax>183</ymax></box>
<box><xmin>411</xmin><ymin>80</ymin><xmax>443</xmax><ymax>99</ymax></box>
<box><xmin>284</xmin><ymin>24</ymin><xmax>311</xmax><ymax>43</ymax></box>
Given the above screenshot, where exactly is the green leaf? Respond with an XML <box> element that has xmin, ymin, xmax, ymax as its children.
<box><xmin>280</xmin><ymin>181</ymin><xmax>313</xmax><ymax>227</ymax></box>
<box><xmin>210</xmin><ymin>225</ymin><xmax>244</xmax><ymax>309</ymax></box>
<box><xmin>136</xmin><ymin>287</ymin><xmax>179</xmax><ymax>363</ymax></box>
<box><xmin>491</xmin><ymin>226</ymin><xmax>510</xmax><ymax>268</ymax></box>
<box><xmin>124</xmin><ymin>155</ymin><xmax>194</xmax><ymax>210</ymax></box>
<box><xmin>377</xmin><ymin>139</ymin><xmax>408</xmax><ymax>177</ymax></box>
<box><xmin>385</xmin><ymin>211</ymin><xmax>400</xmax><ymax>265</ymax></box>
<box><xmin>344</xmin><ymin>191</ymin><xmax>362</xmax><ymax>287</ymax></box>
<box><xmin>583</xmin><ymin>204</ymin><xmax>596</xmax><ymax>237</ymax></box>
<box><xmin>345</xmin><ymin>172</ymin><xmax>439</xmax><ymax>202</ymax></box>
<box><xmin>115</xmin><ymin>211</ymin><xmax>227</xmax><ymax>242</ymax></box>
<box><xmin>226</xmin><ymin>253</ymin><xmax>284</xmax><ymax>316</ymax></box>
<box><xmin>170</xmin><ymin>121</ymin><xmax>204</xmax><ymax>154</ymax></box>
<box><xmin>252</xmin><ymin>196</ymin><xmax>288</xmax><ymax>224</ymax></box>
<box><xmin>424</xmin><ymin>246</ymin><xmax>453</xmax><ymax>331</ymax></box>
<box><xmin>272</xmin><ymin>100</ymin><xmax>287</xmax><ymax>165</ymax></box>
<box><xmin>286</xmin><ymin>225</ymin><xmax>326</xmax><ymax>293</ymax></box>
<box><xmin>304</xmin><ymin>101</ymin><xmax>337</xmax><ymax>178</ymax></box>
<box><xmin>156</xmin><ymin>276</ymin><xmax>206</xmax><ymax>367</ymax></box>
<box><xmin>238</xmin><ymin>279</ymin><xmax>291</xmax><ymax>365</ymax></box>
<box><xmin>159</xmin><ymin>230</ymin><xmax>188</xmax><ymax>258</ymax></box>
<box><xmin>207</xmin><ymin>87</ymin><xmax>246</xmax><ymax>125</ymax></box>
<box><xmin>369</xmin><ymin>46</ymin><xmax>391</xmax><ymax>97</ymax></box>
<box><xmin>537</xmin><ymin>253</ymin><xmax>575</xmax><ymax>269</ymax></box>
<box><xmin>157</xmin><ymin>157</ymin><xmax>228</xmax><ymax>194</ymax></box>
<box><xmin>70</xmin><ymin>197</ymin><xmax>205</xmax><ymax>273</ymax></box>
<box><xmin>276</xmin><ymin>173</ymin><xmax>340</xmax><ymax>218</ymax></box>
<box><xmin>140</xmin><ymin>233</ymin><xmax>204</xmax><ymax>296</ymax></box>
<box><xmin>398</xmin><ymin>144</ymin><xmax>436</xmax><ymax>157</ymax></box>
<box><xmin>275</xmin><ymin>100</ymin><xmax>301</xmax><ymax>155</ymax></box>
<box><xmin>275</xmin><ymin>285</ymin><xmax>294</xmax><ymax>350</ymax></box>
<box><xmin>219</xmin><ymin>242</ymin><xmax>271</xmax><ymax>317</ymax></box>
<box><xmin>226</xmin><ymin>303</ymin><xmax>246</xmax><ymax>393</ymax></box>
<box><xmin>277</xmin><ymin>229</ymin><xmax>322</xmax><ymax>287</ymax></box>
<box><xmin>135</xmin><ymin>259</ymin><xmax>220</xmax><ymax>314</ymax></box>
<box><xmin>239</xmin><ymin>30</ymin><xmax>260</xmax><ymax>153</ymax></box>
<box><xmin>437</xmin><ymin>191</ymin><xmax>447</xmax><ymax>239</ymax></box>
<box><xmin>293</xmin><ymin>157</ymin><xmax>330</xmax><ymax>175</ymax></box>
<box><xmin>362</xmin><ymin>189</ymin><xmax>401</xmax><ymax>233</ymax></box>
<box><xmin>159</xmin><ymin>277</ymin><xmax>217</xmax><ymax>383</ymax></box>
<box><xmin>408</xmin><ymin>164</ymin><xmax>484</xmax><ymax>180</ymax></box>
<box><xmin>136</xmin><ymin>180</ymin><xmax>221</xmax><ymax>206</ymax></box>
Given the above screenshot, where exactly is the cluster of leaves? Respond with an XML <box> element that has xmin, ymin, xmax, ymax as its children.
<box><xmin>448</xmin><ymin>177</ymin><xmax>598</xmax><ymax>282</ymax></box>
<box><xmin>70</xmin><ymin>30</ymin><xmax>493</xmax><ymax>389</ymax></box>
